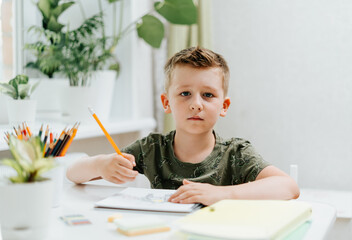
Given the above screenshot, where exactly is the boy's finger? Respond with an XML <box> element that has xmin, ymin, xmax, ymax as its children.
<box><xmin>118</xmin><ymin>156</ymin><xmax>135</xmax><ymax>169</ymax></box>
<box><xmin>122</xmin><ymin>153</ymin><xmax>136</xmax><ymax>167</ymax></box>
<box><xmin>168</xmin><ymin>186</ymin><xmax>187</xmax><ymax>202</ymax></box>
<box><xmin>117</xmin><ymin>166</ymin><xmax>138</xmax><ymax>178</ymax></box>
<box><xmin>183</xmin><ymin>179</ymin><xmax>193</xmax><ymax>185</ymax></box>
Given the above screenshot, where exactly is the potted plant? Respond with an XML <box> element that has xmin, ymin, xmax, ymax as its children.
<box><xmin>0</xmin><ymin>74</ymin><xmax>40</xmax><ymax>125</ymax></box>
<box><xmin>0</xmin><ymin>136</ymin><xmax>55</xmax><ymax>240</ymax></box>
<box><xmin>25</xmin><ymin>0</ymin><xmax>74</xmax><ymax>78</ymax></box>
<box><xmin>25</xmin><ymin>0</ymin><xmax>75</xmax><ymax>117</ymax></box>
<box><xmin>73</xmin><ymin>0</ymin><xmax>198</xmax><ymax>120</ymax></box>
<box><xmin>24</xmin><ymin>0</ymin><xmax>197</xmax><ymax>122</ymax></box>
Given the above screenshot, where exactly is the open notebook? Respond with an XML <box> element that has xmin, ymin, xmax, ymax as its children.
<box><xmin>95</xmin><ymin>187</ymin><xmax>201</xmax><ymax>213</ymax></box>
<box><xmin>176</xmin><ymin>200</ymin><xmax>312</xmax><ymax>240</ymax></box>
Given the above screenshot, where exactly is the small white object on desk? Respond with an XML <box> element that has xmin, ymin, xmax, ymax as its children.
<box><xmin>114</xmin><ymin>216</ymin><xmax>170</xmax><ymax>236</ymax></box>
<box><xmin>299</xmin><ymin>188</ymin><xmax>352</xmax><ymax>219</ymax></box>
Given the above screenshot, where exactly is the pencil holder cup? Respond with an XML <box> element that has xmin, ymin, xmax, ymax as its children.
<box><xmin>6</xmin><ymin>99</ymin><xmax>37</xmax><ymax>125</ymax></box>
<box><xmin>42</xmin><ymin>158</ymin><xmax>65</xmax><ymax>208</ymax></box>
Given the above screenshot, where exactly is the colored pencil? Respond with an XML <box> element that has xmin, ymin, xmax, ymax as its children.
<box><xmin>55</xmin><ymin>129</ymin><xmax>70</xmax><ymax>156</ymax></box>
<box><xmin>38</xmin><ymin>124</ymin><xmax>43</xmax><ymax>138</ymax></box>
<box><xmin>50</xmin><ymin>133</ymin><xmax>65</xmax><ymax>157</ymax></box>
<box><xmin>59</xmin><ymin>122</ymin><xmax>79</xmax><ymax>156</ymax></box>
<box><xmin>25</xmin><ymin>122</ymin><xmax>32</xmax><ymax>136</ymax></box>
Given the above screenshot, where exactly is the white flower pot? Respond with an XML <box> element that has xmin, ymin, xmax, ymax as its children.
<box><xmin>6</xmin><ymin>99</ymin><xmax>37</xmax><ymax>125</ymax></box>
<box><xmin>0</xmin><ymin>180</ymin><xmax>54</xmax><ymax>240</ymax></box>
<box><xmin>89</xmin><ymin>70</ymin><xmax>116</xmax><ymax>121</ymax></box>
<box><xmin>0</xmin><ymin>94</ymin><xmax>9</xmax><ymax>124</ymax></box>
<box><xmin>30</xmin><ymin>78</ymin><xmax>66</xmax><ymax>120</ymax></box>
<box><xmin>60</xmin><ymin>86</ymin><xmax>95</xmax><ymax>123</ymax></box>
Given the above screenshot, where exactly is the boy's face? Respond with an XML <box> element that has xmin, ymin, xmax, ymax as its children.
<box><xmin>161</xmin><ymin>65</ymin><xmax>230</xmax><ymax>135</ymax></box>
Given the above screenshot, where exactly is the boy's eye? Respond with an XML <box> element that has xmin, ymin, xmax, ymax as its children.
<box><xmin>180</xmin><ymin>92</ymin><xmax>191</xmax><ymax>96</ymax></box>
<box><xmin>203</xmin><ymin>93</ymin><xmax>214</xmax><ymax>98</ymax></box>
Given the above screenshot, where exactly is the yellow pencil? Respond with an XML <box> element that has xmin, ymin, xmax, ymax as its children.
<box><xmin>88</xmin><ymin>107</ymin><xmax>123</xmax><ymax>156</ymax></box>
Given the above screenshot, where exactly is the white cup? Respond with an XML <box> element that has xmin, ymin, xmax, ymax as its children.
<box><xmin>43</xmin><ymin>159</ymin><xmax>65</xmax><ymax>208</ymax></box>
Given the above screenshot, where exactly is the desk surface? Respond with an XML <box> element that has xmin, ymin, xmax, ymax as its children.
<box><xmin>46</xmin><ymin>181</ymin><xmax>336</xmax><ymax>240</ymax></box>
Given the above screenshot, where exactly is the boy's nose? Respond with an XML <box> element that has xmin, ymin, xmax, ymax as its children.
<box><xmin>190</xmin><ymin>98</ymin><xmax>203</xmax><ymax>111</ymax></box>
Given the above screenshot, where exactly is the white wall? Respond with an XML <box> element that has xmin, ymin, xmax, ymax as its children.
<box><xmin>212</xmin><ymin>0</ymin><xmax>352</xmax><ymax>190</ymax></box>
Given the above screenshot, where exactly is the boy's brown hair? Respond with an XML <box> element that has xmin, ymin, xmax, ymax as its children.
<box><xmin>164</xmin><ymin>46</ymin><xmax>230</xmax><ymax>96</ymax></box>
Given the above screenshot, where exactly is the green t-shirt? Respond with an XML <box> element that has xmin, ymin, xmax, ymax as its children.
<box><xmin>122</xmin><ymin>130</ymin><xmax>270</xmax><ymax>189</ymax></box>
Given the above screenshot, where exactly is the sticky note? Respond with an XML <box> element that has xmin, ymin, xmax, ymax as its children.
<box><xmin>107</xmin><ymin>213</ymin><xmax>123</xmax><ymax>222</ymax></box>
<box><xmin>115</xmin><ymin>216</ymin><xmax>170</xmax><ymax>236</ymax></box>
<box><xmin>60</xmin><ymin>214</ymin><xmax>91</xmax><ymax>226</ymax></box>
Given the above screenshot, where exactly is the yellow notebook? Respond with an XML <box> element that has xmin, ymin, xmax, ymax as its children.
<box><xmin>176</xmin><ymin>200</ymin><xmax>312</xmax><ymax>240</ymax></box>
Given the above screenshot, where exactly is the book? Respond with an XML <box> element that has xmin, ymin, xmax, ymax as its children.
<box><xmin>94</xmin><ymin>187</ymin><xmax>201</xmax><ymax>213</ymax></box>
<box><xmin>176</xmin><ymin>200</ymin><xmax>312</xmax><ymax>240</ymax></box>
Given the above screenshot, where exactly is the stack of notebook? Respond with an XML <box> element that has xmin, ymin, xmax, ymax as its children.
<box><xmin>176</xmin><ymin>200</ymin><xmax>312</xmax><ymax>240</ymax></box>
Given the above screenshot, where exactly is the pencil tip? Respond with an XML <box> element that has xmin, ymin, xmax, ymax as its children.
<box><xmin>88</xmin><ymin>107</ymin><xmax>94</xmax><ymax>115</ymax></box>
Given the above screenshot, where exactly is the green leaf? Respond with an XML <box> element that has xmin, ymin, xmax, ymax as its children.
<box><xmin>18</xmin><ymin>84</ymin><xmax>31</xmax><ymax>99</ymax></box>
<box><xmin>47</xmin><ymin>16</ymin><xmax>64</xmax><ymax>33</ymax></box>
<box><xmin>8</xmin><ymin>137</ymin><xmax>36</xmax><ymax>173</ymax></box>
<box><xmin>29</xmin><ymin>137</ymin><xmax>44</xmax><ymax>160</ymax></box>
<box><xmin>107</xmin><ymin>0</ymin><xmax>120</xmax><ymax>3</ymax></box>
<box><xmin>49</xmin><ymin>0</ymin><xmax>59</xmax><ymax>8</ymax></box>
<box><xmin>16</xmin><ymin>75</ymin><xmax>29</xmax><ymax>84</ymax></box>
<box><xmin>137</xmin><ymin>15</ymin><xmax>164</xmax><ymax>48</ymax></box>
<box><xmin>1</xmin><ymin>159</ymin><xmax>24</xmax><ymax>177</ymax></box>
<box><xmin>0</xmin><ymin>83</ymin><xmax>16</xmax><ymax>99</ymax></box>
<box><xmin>34</xmin><ymin>157</ymin><xmax>55</xmax><ymax>176</ymax></box>
<box><xmin>155</xmin><ymin>0</ymin><xmax>197</xmax><ymax>25</ymax></box>
<box><xmin>37</xmin><ymin>0</ymin><xmax>52</xmax><ymax>20</ymax></box>
<box><xmin>9</xmin><ymin>175</ymin><xmax>27</xmax><ymax>183</ymax></box>
<box><xmin>52</xmin><ymin>2</ymin><xmax>75</xmax><ymax>19</ymax></box>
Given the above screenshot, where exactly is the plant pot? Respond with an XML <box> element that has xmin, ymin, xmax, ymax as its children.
<box><xmin>89</xmin><ymin>70</ymin><xmax>116</xmax><ymax>121</ymax></box>
<box><xmin>0</xmin><ymin>94</ymin><xmax>10</xmax><ymax>124</ymax></box>
<box><xmin>0</xmin><ymin>180</ymin><xmax>54</xmax><ymax>240</ymax></box>
<box><xmin>60</xmin><ymin>85</ymin><xmax>95</xmax><ymax>123</ymax></box>
<box><xmin>30</xmin><ymin>78</ymin><xmax>66</xmax><ymax>120</ymax></box>
<box><xmin>42</xmin><ymin>159</ymin><xmax>65</xmax><ymax>208</ymax></box>
<box><xmin>6</xmin><ymin>99</ymin><xmax>37</xmax><ymax>125</ymax></box>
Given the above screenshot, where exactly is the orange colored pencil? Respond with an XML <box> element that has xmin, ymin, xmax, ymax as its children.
<box><xmin>25</xmin><ymin>122</ymin><xmax>32</xmax><ymax>137</ymax></box>
<box><xmin>59</xmin><ymin>123</ymin><xmax>79</xmax><ymax>156</ymax></box>
<box><xmin>88</xmin><ymin>107</ymin><xmax>122</xmax><ymax>155</ymax></box>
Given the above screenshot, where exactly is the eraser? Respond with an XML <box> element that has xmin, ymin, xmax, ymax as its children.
<box><xmin>107</xmin><ymin>213</ymin><xmax>123</xmax><ymax>222</ymax></box>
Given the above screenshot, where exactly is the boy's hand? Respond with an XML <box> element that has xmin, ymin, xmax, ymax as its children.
<box><xmin>168</xmin><ymin>179</ymin><xmax>229</xmax><ymax>206</ymax></box>
<box><xmin>96</xmin><ymin>153</ymin><xmax>138</xmax><ymax>184</ymax></box>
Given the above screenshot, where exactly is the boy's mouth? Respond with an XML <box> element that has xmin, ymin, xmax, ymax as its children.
<box><xmin>188</xmin><ymin>116</ymin><xmax>203</xmax><ymax>121</ymax></box>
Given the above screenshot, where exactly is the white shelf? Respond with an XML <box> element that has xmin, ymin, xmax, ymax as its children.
<box><xmin>0</xmin><ymin>118</ymin><xmax>156</xmax><ymax>152</ymax></box>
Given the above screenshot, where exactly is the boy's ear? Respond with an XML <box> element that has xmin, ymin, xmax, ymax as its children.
<box><xmin>161</xmin><ymin>93</ymin><xmax>172</xmax><ymax>114</ymax></box>
<box><xmin>220</xmin><ymin>97</ymin><xmax>231</xmax><ymax>117</ymax></box>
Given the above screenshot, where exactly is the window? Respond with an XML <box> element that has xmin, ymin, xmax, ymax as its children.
<box><xmin>0</xmin><ymin>0</ymin><xmax>14</xmax><ymax>81</ymax></box>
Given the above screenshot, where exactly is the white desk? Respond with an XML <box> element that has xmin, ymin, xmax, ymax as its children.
<box><xmin>46</xmin><ymin>181</ymin><xmax>336</xmax><ymax>240</ymax></box>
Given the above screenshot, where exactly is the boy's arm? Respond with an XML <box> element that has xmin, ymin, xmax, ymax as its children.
<box><xmin>66</xmin><ymin>153</ymin><xmax>138</xmax><ymax>184</ymax></box>
<box><xmin>168</xmin><ymin>166</ymin><xmax>300</xmax><ymax>206</ymax></box>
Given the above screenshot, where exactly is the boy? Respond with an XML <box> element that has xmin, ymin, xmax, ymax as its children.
<box><xmin>66</xmin><ymin>47</ymin><xmax>299</xmax><ymax>206</ymax></box>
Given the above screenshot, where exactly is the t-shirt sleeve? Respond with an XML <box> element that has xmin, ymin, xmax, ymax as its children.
<box><xmin>232</xmin><ymin>140</ymin><xmax>270</xmax><ymax>183</ymax></box>
<box><xmin>121</xmin><ymin>140</ymin><xmax>145</xmax><ymax>174</ymax></box>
